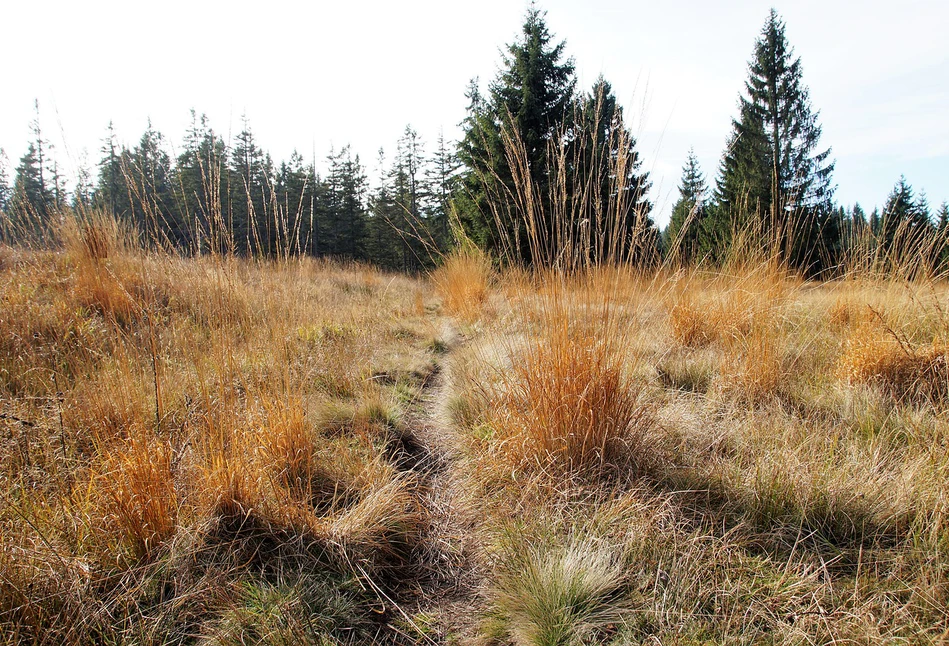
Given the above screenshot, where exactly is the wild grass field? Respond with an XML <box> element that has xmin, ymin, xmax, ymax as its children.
<box><xmin>2</xmin><ymin>213</ymin><xmax>948</xmax><ymax>645</ymax></box>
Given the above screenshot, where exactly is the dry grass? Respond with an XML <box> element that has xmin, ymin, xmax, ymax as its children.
<box><xmin>94</xmin><ymin>434</ymin><xmax>178</xmax><ymax>562</ymax></box>
<box><xmin>837</xmin><ymin>319</ymin><xmax>949</xmax><ymax>402</ymax></box>
<box><xmin>432</xmin><ymin>246</ymin><xmax>494</xmax><ymax>323</ymax></box>
<box><xmin>5</xmin><ymin>210</ymin><xmax>949</xmax><ymax>644</ymax></box>
<box><xmin>486</xmin><ymin>307</ymin><xmax>654</xmax><ymax>478</ymax></box>
<box><xmin>442</xmin><ymin>264</ymin><xmax>949</xmax><ymax>644</ymax></box>
<box><xmin>0</xmin><ymin>214</ymin><xmax>441</xmax><ymax>643</ymax></box>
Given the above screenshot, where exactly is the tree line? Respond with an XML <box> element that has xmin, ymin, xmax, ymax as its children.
<box><xmin>1</xmin><ymin>6</ymin><xmax>946</xmax><ymax>277</ymax></box>
<box><xmin>0</xmin><ymin>110</ymin><xmax>455</xmax><ymax>271</ymax></box>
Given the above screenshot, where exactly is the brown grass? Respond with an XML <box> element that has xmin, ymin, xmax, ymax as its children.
<box><xmin>0</xmin><ymin>214</ymin><xmax>439</xmax><ymax>643</ymax></box>
<box><xmin>5</xmin><ymin>210</ymin><xmax>949</xmax><ymax>644</ymax></box>
<box><xmin>95</xmin><ymin>434</ymin><xmax>178</xmax><ymax>562</ymax></box>
<box><xmin>837</xmin><ymin>320</ymin><xmax>949</xmax><ymax>402</ymax></box>
<box><xmin>715</xmin><ymin>325</ymin><xmax>784</xmax><ymax>403</ymax></box>
<box><xmin>488</xmin><ymin>317</ymin><xmax>653</xmax><ymax>478</ymax></box>
<box><xmin>432</xmin><ymin>246</ymin><xmax>493</xmax><ymax>322</ymax></box>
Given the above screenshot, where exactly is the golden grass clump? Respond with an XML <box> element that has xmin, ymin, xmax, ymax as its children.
<box><xmin>94</xmin><ymin>435</ymin><xmax>178</xmax><ymax>562</ymax></box>
<box><xmin>837</xmin><ymin>321</ymin><xmax>949</xmax><ymax>401</ymax></box>
<box><xmin>432</xmin><ymin>247</ymin><xmax>493</xmax><ymax>322</ymax></box>
<box><xmin>668</xmin><ymin>299</ymin><xmax>717</xmax><ymax>347</ymax></box>
<box><xmin>488</xmin><ymin>310</ymin><xmax>653</xmax><ymax>479</ymax></box>
<box><xmin>715</xmin><ymin>325</ymin><xmax>784</xmax><ymax>403</ymax></box>
<box><xmin>62</xmin><ymin>212</ymin><xmax>147</xmax><ymax>325</ymax></box>
<box><xmin>828</xmin><ymin>296</ymin><xmax>875</xmax><ymax>329</ymax></box>
<box><xmin>667</xmin><ymin>279</ymin><xmax>777</xmax><ymax>348</ymax></box>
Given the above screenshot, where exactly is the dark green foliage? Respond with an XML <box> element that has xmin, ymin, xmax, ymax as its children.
<box><xmin>424</xmin><ymin>130</ymin><xmax>459</xmax><ymax>252</ymax></box>
<box><xmin>368</xmin><ymin>128</ymin><xmax>437</xmax><ymax>272</ymax></box>
<box><xmin>174</xmin><ymin>111</ymin><xmax>229</xmax><ymax>254</ymax></box>
<box><xmin>571</xmin><ymin>77</ymin><xmax>655</xmax><ymax>264</ymax></box>
<box><xmin>321</xmin><ymin>146</ymin><xmax>368</xmax><ymax>261</ymax></box>
<box><xmin>878</xmin><ymin>176</ymin><xmax>937</xmax><ymax>272</ymax></box>
<box><xmin>937</xmin><ymin>202</ymin><xmax>949</xmax><ymax>272</ymax></box>
<box><xmin>0</xmin><ymin>149</ymin><xmax>11</xmax><ymax>215</ymax></box>
<box><xmin>710</xmin><ymin>10</ymin><xmax>836</xmax><ymax>274</ymax></box>
<box><xmin>457</xmin><ymin>8</ymin><xmax>656</xmax><ymax>267</ymax></box>
<box><xmin>93</xmin><ymin>121</ymin><xmax>131</xmax><ymax>220</ymax></box>
<box><xmin>8</xmin><ymin>102</ymin><xmax>57</xmax><ymax>241</ymax></box>
<box><xmin>271</xmin><ymin>151</ymin><xmax>314</xmax><ymax>258</ymax></box>
<box><xmin>665</xmin><ymin>148</ymin><xmax>708</xmax><ymax>264</ymax></box>
<box><xmin>72</xmin><ymin>158</ymin><xmax>94</xmax><ymax>211</ymax></box>
<box><xmin>227</xmin><ymin>116</ymin><xmax>274</xmax><ymax>255</ymax></box>
<box><xmin>457</xmin><ymin>5</ymin><xmax>576</xmax><ymax>263</ymax></box>
<box><xmin>10</xmin><ymin>143</ymin><xmax>54</xmax><ymax>240</ymax></box>
<box><xmin>870</xmin><ymin>207</ymin><xmax>881</xmax><ymax>236</ymax></box>
<box><xmin>124</xmin><ymin>123</ymin><xmax>179</xmax><ymax>248</ymax></box>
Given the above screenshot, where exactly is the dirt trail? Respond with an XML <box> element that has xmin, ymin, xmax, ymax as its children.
<box><xmin>388</xmin><ymin>325</ymin><xmax>484</xmax><ymax>644</ymax></box>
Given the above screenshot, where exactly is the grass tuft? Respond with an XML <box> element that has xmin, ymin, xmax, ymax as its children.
<box><xmin>487</xmin><ymin>536</ymin><xmax>629</xmax><ymax>646</ymax></box>
<box><xmin>433</xmin><ymin>247</ymin><xmax>493</xmax><ymax>322</ymax></box>
<box><xmin>837</xmin><ymin>319</ymin><xmax>949</xmax><ymax>402</ymax></box>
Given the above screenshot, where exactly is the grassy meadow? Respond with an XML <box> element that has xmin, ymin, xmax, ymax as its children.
<box><xmin>2</xmin><ymin>214</ymin><xmax>949</xmax><ymax>644</ymax></box>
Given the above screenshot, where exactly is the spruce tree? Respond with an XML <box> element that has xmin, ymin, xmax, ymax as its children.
<box><xmin>879</xmin><ymin>176</ymin><xmax>934</xmax><ymax>271</ymax></box>
<box><xmin>73</xmin><ymin>155</ymin><xmax>94</xmax><ymax>211</ymax></box>
<box><xmin>126</xmin><ymin>123</ymin><xmax>177</xmax><ymax>248</ymax></box>
<box><xmin>711</xmin><ymin>10</ymin><xmax>835</xmax><ymax>273</ymax></box>
<box><xmin>228</xmin><ymin>116</ymin><xmax>273</xmax><ymax>255</ymax></box>
<box><xmin>425</xmin><ymin>130</ymin><xmax>460</xmax><ymax>252</ymax></box>
<box><xmin>842</xmin><ymin>202</ymin><xmax>869</xmax><ymax>258</ymax></box>
<box><xmin>0</xmin><ymin>149</ymin><xmax>11</xmax><ymax>216</ymax></box>
<box><xmin>321</xmin><ymin>146</ymin><xmax>367</xmax><ymax>261</ymax></box>
<box><xmin>93</xmin><ymin>121</ymin><xmax>131</xmax><ymax>219</ymax></box>
<box><xmin>10</xmin><ymin>101</ymin><xmax>56</xmax><ymax>235</ymax></box>
<box><xmin>570</xmin><ymin>77</ymin><xmax>654</xmax><ymax>264</ymax></box>
<box><xmin>11</xmin><ymin>143</ymin><xmax>52</xmax><ymax>238</ymax></box>
<box><xmin>665</xmin><ymin>148</ymin><xmax>708</xmax><ymax>264</ymax></box>
<box><xmin>457</xmin><ymin>4</ymin><xmax>576</xmax><ymax>262</ymax></box>
<box><xmin>937</xmin><ymin>202</ymin><xmax>949</xmax><ymax>273</ymax></box>
<box><xmin>175</xmin><ymin>112</ymin><xmax>228</xmax><ymax>254</ymax></box>
<box><xmin>390</xmin><ymin>127</ymin><xmax>429</xmax><ymax>270</ymax></box>
<box><xmin>367</xmin><ymin>149</ymin><xmax>405</xmax><ymax>271</ymax></box>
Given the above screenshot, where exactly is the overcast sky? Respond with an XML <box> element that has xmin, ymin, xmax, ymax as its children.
<box><xmin>1</xmin><ymin>0</ymin><xmax>946</xmax><ymax>226</ymax></box>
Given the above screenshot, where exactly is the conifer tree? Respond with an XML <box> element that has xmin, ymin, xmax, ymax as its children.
<box><xmin>175</xmin><ymin>112</ymin><xmax>229</xmax><ymax>253</ymax></box>
<box><xmin>72</xmin><ymin>155</ymin><xmax>94</xmax><ymax>211</ymax></box>
<box><xmin>841</xmin><ymin>203</ymin><xmax>870</xmax><ymax>259</ymax></box>
<box><xmin>0</xmin><ymin>149</ymin><xmax>11</xmax><ymax>216</ymax></box>
<box><xmin>11</xmin><ymin>143</ymin><xmax>52</xmax><ymax>239</ymax></box>
<box><xmin>879</xmin><ymin>176</ymin><xmax>933</xmax><ymax>271</ymax></box>
<box><xmin>390</xmin><ymin>127</ymin><xmax>429</xmax><ymax>270</ymax></box>
<box><xmin>710</xmin><ymin>10</ymin><xmax>835</xmax><ymax>273</ymax></box>
<box><xmin>570</xmin><ymin>77</ymin><xmax>655</xmax><ymax>264</ymax></box>
<box><xmin>273</xmin><ymin>151</ymin><xmax>313</xmax><ymax>259</ymax></box>
<box><xmin>937</xmin><ymin>202</ymin><xmax>949</xmax><ymax>272</ymax></box>
<box><xmin>665</xmin><ymin>148</ymin><xmax>708</xmax><ymax>264</ymax></box>
<box><xmin>425</xmin><ymin>130</ymin><xmax>460</xmax><ymax>252</ymax></box>
<box><xmin>457</xmin><ymin>4</ymin><xmax>576</xmax><ymax>262</ymax></box>
<box><xmin>367</xmin><ymin>149</ymin><xmax>405</xmax><ymax>271</ymax></box>
<box><xmin>93</xmin><ymin>121</ymin><xmax>130</xmax><ymax>218</ymax></box>
<box><xmin>228</xmin><ymin>116</ymin><xmax>273</xmax><ymax>255</ymax></box>
<box><xmin>126</xmin><ymin>123</ymin><xmax>177</xmax><ymax>248</ymax></box>
<box><xmin>11</xmin><ymin>101</ymin><xmax>56</xmax><ymax>235</ymax></box>
<box><xmin>321</xmin><ymin>146</ymin><xmax>367</xmax><ymax>260</ymax></box>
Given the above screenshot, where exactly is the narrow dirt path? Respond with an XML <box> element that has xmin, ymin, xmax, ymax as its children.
<box><xmin>390</xmin><ymin>324</ymin><xmax>485</xmax><ymax>644</ymax></box>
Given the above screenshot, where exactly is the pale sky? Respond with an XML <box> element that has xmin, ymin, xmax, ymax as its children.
<box><xmin>2</xmin><ymin>0</ymin><xmax>946</xmax><ymax>226</ymax></box>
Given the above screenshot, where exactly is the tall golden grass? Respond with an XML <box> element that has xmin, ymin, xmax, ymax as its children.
<box><xmin>435</xmin><ymin>98</ymin><xmax>949</xmax><ymax>645</ymax></box>
<box><xmin>0</xmin><ymin>212</ymin><xmax>436</xmax><ymax>643</ymax></box>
